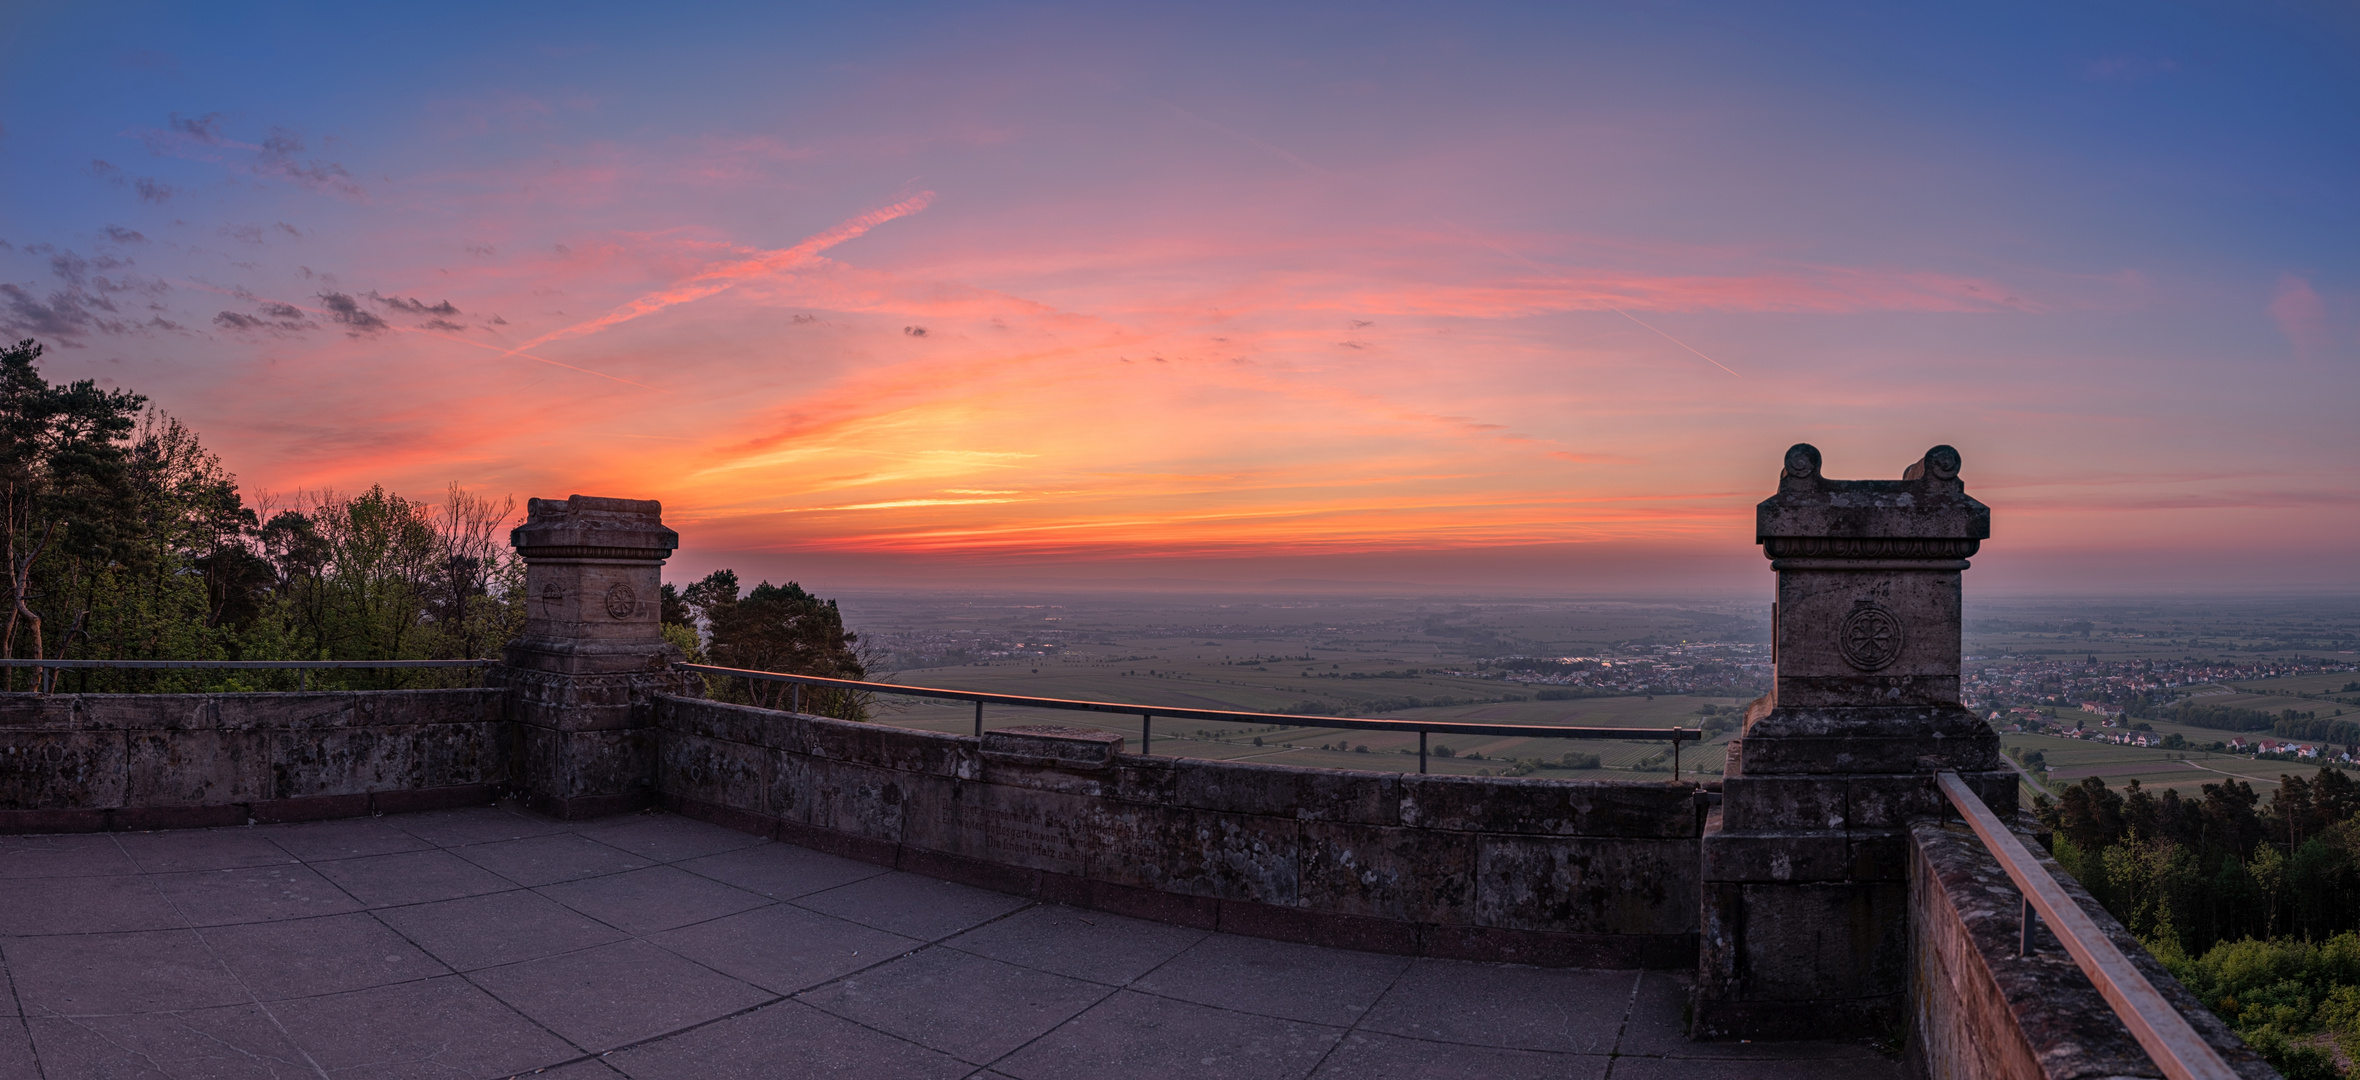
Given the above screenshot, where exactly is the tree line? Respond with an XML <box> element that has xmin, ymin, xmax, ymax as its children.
<box><xmin>660</xmin><ymin>569</ymin><xmax>870</xmax><ymax>720</ymax></box>
<box><xmin>2</xmin><ymin>340</ymin><xmax>520</xmax><ymax>691</ymax></box>
<box><xmin>1</xmin><ymin>338</ymin><xmax>865</xmax><ymax>701</ymax></box>
<box><xmin>2038</xmin><ymin>769</ymin><xmax>2360</xmax><ymax>1076</ymax></box>
<box><xmin>2111</xmin><ymin>695</ymin><xmax>2359</xmax><ymax>760</ymax></box>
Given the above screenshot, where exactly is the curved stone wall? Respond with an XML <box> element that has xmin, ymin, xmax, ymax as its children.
<box><xmin>0</xmin><ymin>689</ymin><xmax>507</xmax><ymax>832</ymax></box>
<box><xmin>654</xmin><ymin>695</ymin><xmax>1704</xmax><ymax>967</ymax></box>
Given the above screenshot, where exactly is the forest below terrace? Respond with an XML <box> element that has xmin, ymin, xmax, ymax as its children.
<box><xmin>2041</xmin><ymin>768</ymin><xmax>2360</xmax><ymax>1077</ymax></box>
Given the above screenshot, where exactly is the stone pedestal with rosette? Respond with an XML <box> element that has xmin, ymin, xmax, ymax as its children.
<box><xmin>491</xmin><ymin>495</ymin><xmax>695</xmax><ymax>818</ymax></box>
<box><xmin>1691</xmin><ymin>444</ymin><xmax>2015</xmax><ymax>1038</ymax></box>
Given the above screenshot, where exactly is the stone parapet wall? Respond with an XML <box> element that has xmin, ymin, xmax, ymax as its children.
<box><xmin>654</xmin><ymin>696</ymin><xmax>1703</xmax><ymax>967</ymax></box>
<box><xmin>0</xmin><ymin>689</ymin><xmax>507</xmax><ymax>832</ymax></box>
<box><xmin>1906</xmin><ymin>818</ymin><xmax>2272</xmax><ymax>1080</ymax></box>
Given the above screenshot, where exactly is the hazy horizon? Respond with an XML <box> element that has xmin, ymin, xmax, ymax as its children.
<box><xmin>4</xmin><ymin>2</ymin><xmax>2354</xmax><ymax>590</ymax></box>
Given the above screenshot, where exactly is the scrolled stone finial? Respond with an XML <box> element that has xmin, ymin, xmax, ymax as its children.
<box><xmin>1903</xmin><ymin>444</ymin><xmax>1962</xmax><ymax>485</ymax></box>
<box><xmin>1780</xmin><ymin>444</ymin><xmax>1822</xmax><ymax>490</ymax></box>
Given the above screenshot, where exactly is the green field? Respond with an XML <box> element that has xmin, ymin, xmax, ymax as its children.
<box><xmin>828</xmin><ymin>593</ymin><xmax>1751</xmax><ymax>779</ymax></box>
<box><xmin>2004</xmin><ymin>665</ymin><xmax>2360</xmax><ymax>800</ymax></box>
<box><xmin>788</xmin><ymin>591</ymin><xmax>2358</xmax><ymax>785</ymax></box>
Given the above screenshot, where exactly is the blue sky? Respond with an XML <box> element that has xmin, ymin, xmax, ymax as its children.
<box><xmin>1</xmin><ymin>1</ymin><xmax>2353</xmax><ymax>591</ymax></box>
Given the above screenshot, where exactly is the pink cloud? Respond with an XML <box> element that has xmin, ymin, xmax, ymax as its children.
<box><xmin>2269</xmin><ymin>273</ymin><xmax>2328</xmax><ymax>361</ymax></box>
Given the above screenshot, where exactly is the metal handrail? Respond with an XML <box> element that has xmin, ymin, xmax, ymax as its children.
<box><xmin>1933</xmin><ymin>772</ymin><xmax>2237</xmax><ymax>1080</ymax></box>
<box><xmin>677</xmin><ymin>663</ymin><xmax>1701</xmax><ymax>777</ymax></box>
<box><xmin>0</xmin><ymin>658</ymin><xmax>494</xmax><ymax>693</ymax></box>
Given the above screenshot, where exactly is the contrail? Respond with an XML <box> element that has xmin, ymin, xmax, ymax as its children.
<box><xmin>514</xmin><ymin>191</ymin><xmax>937</xmax><ymax>353</ymax></box>
<box><xmin>1607</xmin><ymin>307</ymin><xmax>1743</xmax><ymax>378</ymax></box>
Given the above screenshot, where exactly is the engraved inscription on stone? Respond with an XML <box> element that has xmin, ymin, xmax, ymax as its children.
<box><xmin>603</xmin><ymin>582</ymin><xmax>637</xmax><ymax>620</ymax></box>
<box><xmin>969</xmin><ymin>805</ymin><xmax>1077</xmax><ymax>864</ymax></box>
<box><xmin>1839</xmin><ymin>601</ymin><xmax>1904</xmax><ymax>671</ymax></box>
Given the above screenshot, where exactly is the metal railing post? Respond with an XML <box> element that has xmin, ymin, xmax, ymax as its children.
<box><xmin>664</xmin><ymin>664</ymin><xmax>1700</xmax><ymax>774</ymax></box>
<box><xmin>2021</xmin><ymin>894</ymin><xmax>2035</xmax><ymax>957</ymax></box>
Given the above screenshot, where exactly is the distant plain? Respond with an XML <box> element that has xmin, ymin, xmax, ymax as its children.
<box><xmin>718</xmin><ymin>591</ymin><xmax>2360</xmax><ymax>796</ymax></box>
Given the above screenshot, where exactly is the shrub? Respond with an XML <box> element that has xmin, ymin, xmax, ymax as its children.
<box><xmin>2242</xmin><ymin>1030</ymin><xmax>2341</xmax><ymax>1080</ymax></box>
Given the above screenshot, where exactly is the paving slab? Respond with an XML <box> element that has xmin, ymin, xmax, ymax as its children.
<box><xmin>1608</xmin><ymin>1055</ymin><xmax>1910</xmax><ymax>1079</ymax></box>
<box><xmin>539</xmin><ymin>1058</ymin><xmax>635</xmax><ymax>1079</ymax></box>
<box><xmin>153</xmin><ymin>861</ymin><xmax>365</xmax><ymax>925</ymax></box>
<box><xmin>467</xmin><ymin>938</ymin><xmax>773</xmax><ymax>1051</ymax></box>
<box><xmin>0</xmin><ymin>1021</ymin><xmax>35</xmax><ymax>1078</ymax></box>
<box><xmin>537</xmin><ymin>863</ymin><xmax>771</xmax><ymax>935</ymax></box>
<box><xmin>203</xmin><ymin>911</ymin><xmax>452</xmax><ymax>1000</ymax></box>
<box><xmin>453</xmin><ymin>830</ymin><xmax>654</xmax><ymax>886</ymax></box>
<box><xmin>798</xmin><ymin>947</ymin><xmax>1114</xmax><ymax>1063</ymax></box>
<box><xmin>24</xmin><ymin>1004</ymin><xmax>315</xmax><ymax>1079</ymax></box>
<box><xmin>116</xmin><ymin>827</ymin><xmax>295</xmax><ymax>873</ymax></box>
<box><xmin>0</xmin><ymin>806</ymin><xmax>1905</xmax><ymax>1080</ymax></box>
<box><xmin>374</xmin><ymin>888</ymin><xmax>626</xmax><ymax>970</ymax></box>
<box><xmin>386</xmin><ymin>805</ymin><xmax>574</xmax><ymax>846</ymax></box>
<box><xmin>793</xmin><ymin>869</ymin><xmax>1032</xmax><ymax>940</ymax></box>
<box><xmin>992</xmin><ymin>989</ymin><xmax>1343</xmax><ymax>1080</ymax></box>
<box><xmin>606</xmin><ymin>999</ymin><xmax>971</xmax><ymax>1080</ymax></box>
<box><xmin>257</xmin><ymin>816</ymin><xmax>437</xmax><ymax>862</ymax></box>
<box><xmin>0</xmin><ymin>872</ymin><xmax>182</xmax><ymax>934</ymax></box>
<box><xmin>1131</xmin><ymin>932</ymin><xmax>1411</xmax><ymax>1027</ymax></box>
<box><xmin>0</xmin><ymin>832</ymin><xmax>139</xmax><ymax>878</ymax></box>
<box><xmin>945</xmin><ymin>903</ymin><xmax>1208</xmax><ymax>985</ymax></box>
<box><xmin>677</xmin><ymin>840</ymin><xmax>889</xmax><ymax>899</ymax></box>
<box><xmin>1312</xmin><ymin>1030</ymin><xmax>1610</xmax><ymax>1079</ymax></box>
<box><xmin>313</xmin><ymin>845</ymin><xmax>517</xmax><ymax>907</ymax></box>
<box><xmin>267</xmin><ymin>974</ymin><xmax>577</xmax><ymax>1079</ymax></box>
<box><xmin>7</xmin><ymin>928</ymin><xmax>247</xmax><ymax>1015</ymax></box>
<box><xmin>650</xmin><ymin>902</ymin><xmax>921</xmax><ymax>995</ymax></box>
<box><xmin>1359</xmin><ymin>958</ymin><xmax>1635</xmax><ymax>1054</ymax></box>
<box><xmin>578</xmin><ymin>812</ymin><xmax>770</xmax><ymax>863</ymax></box>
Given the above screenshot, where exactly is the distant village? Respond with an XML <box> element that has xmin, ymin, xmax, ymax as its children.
<box><xmin>1980</xmin><ymin>653</ymin><xmax>2360</xmax><ymax>764</ymax></box>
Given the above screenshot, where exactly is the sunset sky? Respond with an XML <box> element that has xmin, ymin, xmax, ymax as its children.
<box><xmin>2</xmin><ymin>2</ymin><xmax>2354</xmax><ymax>594</ymax></box>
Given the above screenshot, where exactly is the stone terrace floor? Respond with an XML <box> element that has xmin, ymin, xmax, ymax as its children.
<box><xmin>0</xmin><ymin>805</ymin><xmax>1903</xmax><ymax>1080</ymax></box>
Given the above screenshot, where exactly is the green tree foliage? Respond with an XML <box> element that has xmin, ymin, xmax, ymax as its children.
<box><xmin>0</xmin><ymin>340</ymin><xmax>523</xmax><ymax>689</ymax></box>
<box><xmin>2278</xmin><ymin>715</ymin><xmax>2360</xmax><ymax>748</ymax></box>
<box><xmin>678</xmin><ymin>569</ymin><xmax>867</xmax><ymax>719</ymax></box>
<box><xmin>2169</xmin><ymin>934</ymin><xmax>2360</xmax><ymax>1078</ymax></box>
<box><xmin>2</xmin><ymin>339</ymin><xmax>145</xmax><ymax>677</ymax></box>
<box><xmin>2157</xmin><ymin>700</ymin><xmax>2281</xmax><ymax>732</ymax></box>
<box><xmin>2040</xmin><ymin>767</ymin><xmax>2360</xmax><ymax>1067</ymax></box>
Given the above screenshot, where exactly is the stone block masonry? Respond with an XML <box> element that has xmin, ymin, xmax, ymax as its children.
<box><xmin>0</xmin><ymin>481</ymin><xmax>2271</xmax><ymax>1073</ymax></box>
<box><xmin>1908</xmin><ymin>818</ymin><xmax>2273</xmax><ymax>1080</ymax></box>
<box><xmin>0</xmin><ymin>688</ymin><xmax>506</xmax><ymax>831</ymax></box>
<box><xmin>1695</xmin><ymin>444</ymin><xmax>2017</xmax><ymax>1039</ymax></box>
<box><xmin>488</xmin><ymin>494</ymin><xmax>702</xmax><ymax>819</ymax></box>
<box><xmin>656</xmin><ymin>697</ymin><xmax>1706</xmax><ymax>967</ymax></box>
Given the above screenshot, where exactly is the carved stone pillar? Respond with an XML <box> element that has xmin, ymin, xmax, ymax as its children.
<box><xmin>1692</xmin><ymin>444</ymin><xmax>2014</xmax><ymax>1038</ymax></box>
<box><xmin>491</xmin><ymin>495</ymin><xmax>692</xmax><ymax>818</ymax></box>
